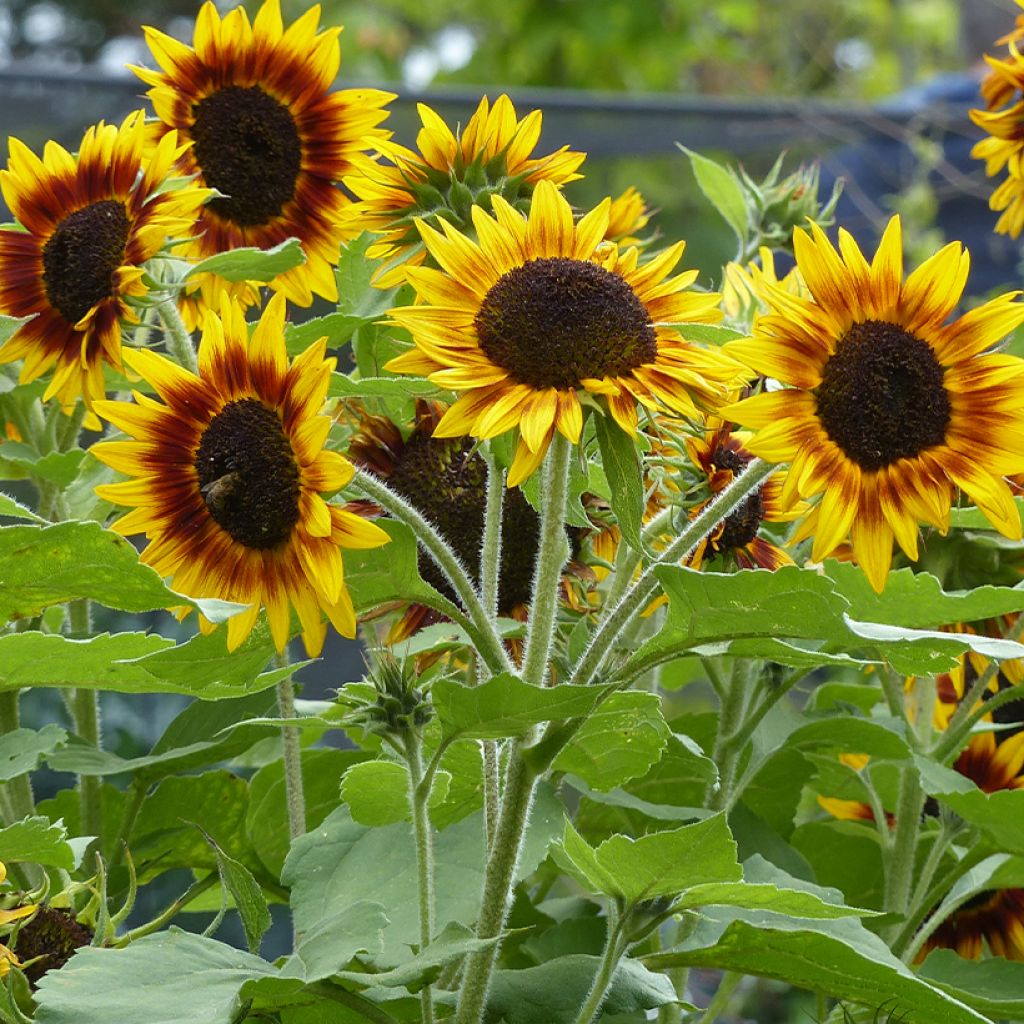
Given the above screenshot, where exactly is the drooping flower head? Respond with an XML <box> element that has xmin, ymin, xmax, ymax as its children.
<box><xmin>132</xmin><ymin>0</ymin><xmax>395</xmax><ymax>326</ymax></box>
<box><xmin>387</xmin><ymin>181</ymin><xmax>744</xmax><ymax>486</ymax></box>
<box><xmin>343</xmin><ymin>94</ymin><xmax>585</xmax><ymax>287</ymax></box>
<box><xmin>92</xmin><ymin>294</ymin><xmax>389</xmax><ymax>655</ymax></box>
<box><xmin>726</xmin><ymin>216</ymin><xmax>1024</xmax><ymax>592</ymax></box>
<box><xmin>346</xmin><ymin>401</ymin><xmax>545</xmax><ymax>642</ymax></box>
<box><xmin>683</xmin><ymin>419</ymin><xmax>802</xmax><ymax>571</ymax></box>
<box><xmin>0</xmin><ymin>111</ymin><xmax>208</xmax><ymax>418</ymax></box>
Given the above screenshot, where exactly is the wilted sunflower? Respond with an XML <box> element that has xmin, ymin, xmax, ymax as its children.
<box><xmin>387</xmin><ymin>181</ymin><xmax>743</xmax><ymax>486</ymax></box>
<box><xmin>0</xmin><ymin>110</ymin><xmax>207</xmax><ymax>418</ymax></box>
<box><xmin>343</xmin><ymin>94</ymin><xmax>585</xmax><ymax>287</ymax></box>
<box><xmin>92</xmin><ymin>293</ymin><xmax>389</xmax><ymax>655</ymax></box>
<box><xmin>683</xmin><ymin>420</ymin><xmax>801</xmax><ymax>570</ymax></box>
<box><xmin>133</xmin><ymin>0</ymin><xmax>394</xmax><ymax>326</ymax></box>
<box><xmin>346</xmin><ymin>401</ymin><xmax>545</xmax><ymax>642</ymax></box>
<box><xmin>726</xmin><ymin>216</ymin><xmax>1024</xmax><ymax>593</ymax></box>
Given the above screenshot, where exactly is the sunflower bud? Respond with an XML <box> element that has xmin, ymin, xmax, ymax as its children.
<box><xmin>738</xmin><ymin>156</ymin><xmax>842</xmax><ymax>253</ymax></box>
<box><xmin>363</xmin><ymin>653</ymin><xmax>433</xmax><ymax>736</ymax></box>
<box><xmin>620</xmin><ymin>895</ymin><xmax>677</xmax><ymax>944</ymax></box>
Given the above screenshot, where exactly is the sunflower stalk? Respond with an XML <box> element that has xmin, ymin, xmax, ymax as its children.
<box><xmin>274</xmin><ymin>655</ymin><xmax>306</xmax><ymax>843</ymax></box>
<box><xmin>569</xmin><ymin>458</ymin><xmax>776</xmax><ymax>687</ymax></box>
<box><xmin>521</xmin><ymin>432</ymin><xmax>573</xmax><ymax>685</ymax></box>
<box><xmin>403</xmin><ymin>729</ymin><xmax>436</xmax><ymax>1024</ymax></box>
<box><xmin>479</xmin><ymin>453</ymin><xmax>506</xmax><ymax>845</ymax></box>
<box><xmin>572</xmin><ymin>902</ymin><xmax>628</xmax><ymax>1024</ymax></box>
<box><xmin>706</xmin><ymin>659</ymin><xmax>757</xmax><ymax>811</ymax></box>
<box><xmin>354</xmin><ymin>469</ymin><xmax>513</xmax><ymax>676</ymax></box>
<box><xmin>68</xmin><ymin>599</ymin><xmax>103</xmax><ymax>843</ymax></box>
<box><xmin>882</xmin><ymin>765</ymin><xmax>926</xmax><ymax>934</ymax></box>
<box><xmin>157</xmin><ymin>297</ymin><xmax>199</xmax><ymax>375</ymax></box>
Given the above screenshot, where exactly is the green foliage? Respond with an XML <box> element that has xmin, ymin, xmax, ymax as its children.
<box><xmin>185</xmin><ymin>238</ymin><xmax>306</xmax><ymax>283</ymax></box>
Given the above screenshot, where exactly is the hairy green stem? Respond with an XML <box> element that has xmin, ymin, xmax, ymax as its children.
<box><xmin>573</xmin><ymin>905</ymin><xmax>627</xmax><ymax>1024</ymax></box>
<box><xmin>275</xmin><ymin>659</ymin><xmax>306</xmax><ymax>842</ymax></box>
<box><xmin>707</xmin><ymin>661</ymin><xmax>755</xmax><ymax>811</ymax></box>
<box><xmin>698</xmin><ymin>971</ymin><xmax>743</xmax><ymax>1024</ymax></box>
<box><xmin>570</xmin><ymin>459</ymin><xmax>776</xmax><ymax>687</ymax></box>
<box><xmin>482</xmin><ymin>740</ymin><xmax>500</xmax><ymax>849</ymax></box>
<box><xmin>355</xmin><ymin>469</ymin><xmax>513</xmax><ymax>676</ymax></box>
<box><xmin>0</xmin><ymin>692</ymin><xmax>34</xmax><ymax>827</ymax></box>
<box><xmin>480</xmin><ymin>453</ymin><xmax>505</xmax><ymax>620</ymax></box>
<box><xmin>116</xmin><ymin>873</ymin><xmax>218</xmax><ymax>945</ymax></box>
<box><xmin>883</xmin><ymin>766</ymin><xmax>926</xmax><ymax>931</ymax></box>
<box><xmin>520</xmin><ymin>433</ymin><xmax>573</xmax><ymax>684</ymax></box>
<box><xmin>455</xmin><ymin>751</ymin><xmax>537</xmax><ymax>1024</ymax></box>
<box><xmin>157</xmin><ymin>298</ymin><xmax>199</xmax><ymax>374</ymax></box>
<box><xmin>405</xmin><ymin>731</ymin><xmax>436</xmax><ymax>1024</ymax></box>
<box><xmin>68</xmin><ymin>599</ymin><xmax>103</xmax><ymax>842</ymax></box>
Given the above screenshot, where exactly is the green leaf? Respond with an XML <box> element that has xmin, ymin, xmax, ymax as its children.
<box><xmin>825</xmin><ymin>562</ymin><xmax>1024</xmax><ymax>628</ymax></box>
<box><xmin>328</xmin><ymin>373</ymin><xmax>443</xmax><ymax>401</ymax></box>
<box><xmin>131</xmin><ymin>770</ymin><xmax>259</xmax><ymax>880</ymax></box>
<box><xmin>202</xmin><ymin>827</ymin><xmax>272</xmax><ymax>955</ymax></box>
<box><xmin>335</xmin><ymin>233</ymin><xmax>394</xmax><ymax>320</ymax></box>
<box><xmin>433</xmin><ymin>673</ymin><xmax>616</xmax><ymax>741</ymax></box>
<box><xmin>672</xmin><ymin>880</ymin><xmax>877</xmax><ymax>919</ymax></box>
<box><xmin>488</xmin><ymin>955</ymin><xmax>678</xmax><ymax>1024</ymax></box>
<box><xmin>919</xmin><ymin>949</ymin><xmax>1024</xmax><ymax>1019</ymax></box>
<box><xmin>553</xmin><ymin>815</ymin><xmax>740</xmax><ymax>902</ymax></box>
<box><xmin>343</xmin><ymin>519</ymin><xmax>454</xmax><ymax>617</ymax></box>
<box><xmin>0</xmin><ymin>522</ymin><xmax>188</xmax><ymax>622</ymax></box>
<box><xmin>593</xmin><ymin>412</ymin><xmax>644</xmax><ymax>553</ymax></box>
<box><xmin>288</xmin><ymin>900</ymin><xmax>386</xmax><ymax>984</ymax></box>
<box><xmin>552</xmin><ymin>691</ymin><xmax>669</xmax><ymax>791</ymax></box>
<box><xmin>247</xmin><ymin>748</ymin><xmax>360</xmax><ymax>879</ymax></box>
<box><xmin>0</xmin><ymin>493</ymin><xmax>44</xmax><ymax>522</ymax></box>
<box><xmin>284</xmin><ymin>785</ymin><xmax>562</xmax><ymax>966</ymax></box>
<box><xmin>33</xmin><ymin>930</ymin><xmax>275</xmax><ymax>1024</ymax></box>
<box><xmin>0</xmin><ymin>725</ymin><xmax>67</xmax><ymax>780</ymax></box>
<box><xmin>285</xmin><ymin>313</ymin><xmax>368</xmax><ymax>355</ymax></box>
<box><xmin>0</xmin><ymin>817</ymin><xmax>74</xmax><ymax>869</ymax></box>
<box><xmin>680</xmin><ymin>146</ymin><xmax>748</xmax><ymax>242</ymax></box>
<box><xmin>661</xmin><ymin>323</ymin><xmax>746</xmax><ymax>345</ymax></box>
<box><xmin>927</xmin><ymin>785</ymin><xmax>1024</xmax><ymax>854</ymax></box>
<box><xmin>339</xmin><ymin>760</ymin><xmax>451</xmax><ymax>827</ymax></box>
<box><xmin>949</xmin><ymin>496</ymin><xmax>1024</xmax><ymax>532</ymax></box>
<box><xmin>185</xmin><ymin>237</ymin><xmax>305</xmax><ymax>282</ymax></box>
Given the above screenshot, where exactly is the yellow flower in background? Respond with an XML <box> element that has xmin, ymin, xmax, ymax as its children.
<box><xmin>726</xmin><ymin>216</ymin><xmax>1024</xmax><ymax>592</ymax></box>
<box><xmin>343</xmin><ymin>94</ymin><xmax>585</xmax><ymax>287</ymax></box>
<box><xmin>0</xmin><ymin>111</ymin><xmax>207</xmax><ymax>420</ymax></box>
<box><xmin>92</xmin><ymin>294</ymin><xmax>389</xmax><ymax>656</ymax></box>
<box><xmin>132</xmin><ymin>0</ymin><xmax>394</xmax><ymax>327</ymax></box>
<box><xmin>387</xmin><ymin>180</ymin><xmax>744</xmax><ymax>486</ymax></box>
<box><xmin>603</xmin><ymin>187</ymin><xmax>652</xmax><ymax>246</ymax></box>
<box><xmin>721</xmin><ymin>246</ymin><xmax>808</xmax><ymax>322</ymax></box>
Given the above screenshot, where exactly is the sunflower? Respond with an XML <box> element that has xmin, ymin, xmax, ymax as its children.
<box><xmin>602</xmin><ymin>187</ymin><xmax>652</xmax><ymax>247</ymax></box>
<box><xmin>725</xmin><ymin>216</ymin><xmax>1024</xmax><ymax>593</ymax></box>
<box><xmin>342</xmin><ymin>94</ymin><xmax>584</xmax><ymax>288</ymax></box>
<box><xmin>387</xmin><ymin>181</ymin><xmax>744</xmax><ymax>486</ymax></box>
<box><xmin>347</xmin><ymin>400</ymin><xmax>543</xmax><ymax>642</ymax></box>
<box><xmin>132</xmin><ymin>0</ymin><xmax>395</xmax><ymax>327</ymax></box>
<box><xmin>721</xmin><ymin>246</ymin><xmax>808</xmax><ymax>324</ymax></box>
<box><xmin>91</xmin><ymin>293</ymin><xmax>389</xmax><ymax>656</ymax></box>
<box><xmin>683</xmin><ymin>419</ymin><xmax>801</xmax><ymax>570</ymax></box>
<box><xmin>0</xmin><ymin>110</ymin><xmax>208</xmax><ymax>418</ymax></box>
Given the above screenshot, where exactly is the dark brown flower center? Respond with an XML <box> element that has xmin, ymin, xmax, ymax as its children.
<box><xmin>387</xmin><ymin>433</ymin><xmax>541</xmax><ymax>612</ymax></box>
<box><xmin>195</xmin><ymin>398</ymin><xmax>301</xmax><ymax>549</ymax></box>
<box><xmin>474</xmin><ymin>257</ymin><xmax>657</xmax><ymax>390</ymax></box>
<box><xmin>711</xmin><ymin>444</ymin><xmax>764</xmax><ymax>550</ymax></box>
<box><xmin>14</xmin><ymin>906</ymin><xmax>93</xmax><ymax>987</ymax></box>
<box><xmin>815</xmin><ymin>320</ymin><xmax>950</xmax><ymax>471</ymax></box>
<box><xmin>42</xmin><ymin>199</ymin><xmax>130</xmax><ymax>325</ymax></box>
<box><xmin>191</xmin><ymin>85</ymin><xmax>302</xmax><ymax>227</ymax></box>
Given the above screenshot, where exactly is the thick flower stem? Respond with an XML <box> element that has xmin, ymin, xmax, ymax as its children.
<box><xmin>570</xmin><ymin>459</ymin><xmax>776</xmax><ymax>687</ymax></box>
<box><xmin>69</xmin><ymin>599</ymin><xmax>103</xmax><ymax>842</ymax></box>
<box><xmin>0</xmin><ymin>691</ymin><xmax>34</xmax><ymax>825</ymax></box>
<box><xmin>275</xmin><ymin>660</ymin><xmax>306</xmax><ymax>842</ymax></box>
<box><xmin>157</xmin><ymin>297</ymin><xmax>199</xmax><ymax>375</ymax></box>
<box><xmin>405</xmin><ymin>731</ymin><xmax>436</xmax><ymax>1024</ymax></box>
<box><xmin>707</xmin><ymin>660</ymin><xmax>756</xmax><ymax>811</ymax></box>
<box><xmin>520</xmin><ymin>433</ymin><xmax>573</xmax><ymax>685</ymax></box>
<box><xmin>573</xmin><ymin>905</ymin><xmax>627</xmax><ymax>1024</ymax></box>
<box><xmin>455</xmin><ymin>751</ymin><xmax>537</xmax><ymax>1024</ymax></box>
<box><xmin>355</xmin><ymin>469</ymin><xmax>513</xmax><ymax>677</ymax></box>
<box><xmin>883</xmin><ymin>766</ymin><xmax>926</xmax><ymax>929</ymax></box>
